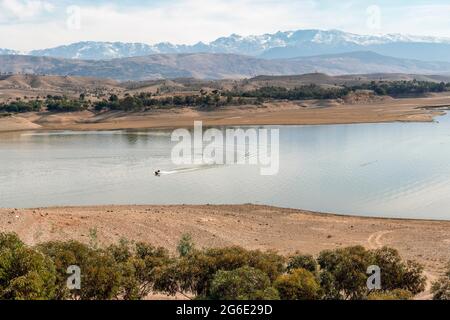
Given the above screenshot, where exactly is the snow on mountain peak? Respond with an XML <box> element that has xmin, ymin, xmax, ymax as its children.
<box><xmin>2</xmin><ymin>29</ymin><xmax>450</xmax><ymax>61</ymax></box>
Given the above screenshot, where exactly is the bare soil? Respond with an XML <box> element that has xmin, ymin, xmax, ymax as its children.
<box><xmin>2</xmin><ymin>94</ymin><xmax>450</xmax><ymax>132</ymax></box>
<box><xmin>1</xmin><ymin>204</ymin><xmax>448</xmax><ymax>299</ymax></box>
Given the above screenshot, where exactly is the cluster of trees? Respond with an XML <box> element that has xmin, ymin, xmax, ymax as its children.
<box><xmin>0</xmin><ymin>100</ymin><xmax>42</xmax><ymax>113</ymax></box>
<box><xmin>45</xmin><ymin>95</ymin><xmax>87</xmax><ymax>112</ymax></box>
<box><xmin>352</xmin><ymin>80</ymin><xmax>450</xmax><ymax>97</ymax></box>
<box><xmin>0</xmin><ymin>95</ymin><xmax>88</xmax><ymax>114</ymax></box>
<box><xmin>2</xmin><ymin>80</ymin><xmax>450</xmax><ymax>115</ymax></box>
<box><xmin>93</xmin><ymin>91</ymin><xmax>258</xmax><ymax>112</ymax></box>
<box><xmin>228</xmin><ymin>84</ymin><xmax>351</xmax><ymax>101</ymax></box>
<box><xmin>227</xmin><ymin>81</ymin><xmax>450</xmax><ymax>101</ymax></box>
<box><xmin>1</xmin><ymin>232</ymin><xmax>441</xmax><ymax>300</ymax></box>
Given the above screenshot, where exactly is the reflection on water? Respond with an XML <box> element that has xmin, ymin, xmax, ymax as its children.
<box><xmin>1</xmin><ymin>115</ymin><xmax>450</xmax><ymax>220</ymax></box>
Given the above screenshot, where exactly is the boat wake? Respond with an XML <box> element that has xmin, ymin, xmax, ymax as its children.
<box><xmin>155</xmin><ymin>150</ymin><xmax>258</xmax><ymax>176</ymax></box>
<box><xmin>157</xmin><ymin>164</ymin><xmax>221</xmax><ymax>176</ymax></box>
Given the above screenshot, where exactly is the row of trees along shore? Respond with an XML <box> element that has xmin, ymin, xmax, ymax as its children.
<box><xmin>1</xmin><ymin>81</ymin><xmax>450</xmax><ymax>114</ymax></box>
<box><xmin>1</xmin><ymin>232</ymin><xmax>449</xmax><ymax>300</ymax></box>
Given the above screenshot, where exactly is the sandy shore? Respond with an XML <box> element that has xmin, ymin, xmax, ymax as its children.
<box><xmin>1</xmin><ymin>204</ymin><xmax>448</xmax><ymax>298</ymax></box>
<box><xmin>1</xmin><ymin>95</ymin><xmax>449</xmax><ymax>132</ymax></box>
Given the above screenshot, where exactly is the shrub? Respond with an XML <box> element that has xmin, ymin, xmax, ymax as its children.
<box><xmin>208</xmin><ymin>266</ymin><xmax>279</xmax><ymax>300</ymax></box>
<box><xmin>37</xmin><ymin>241</ymin><xmax>122</xmax><ymax>300</ymax></box>
<box><xmin>287</xmin><ymin>254</ymin><xmax>318</xmax><ymax>274</ymax></box>
<box><xmin>0</xmin><ymin>232</ymin><xmax>429</xmax><ymax>301</ymax></box>
<box><xmin>0</xmin><ymin>233</ymin><xmax>57</xmax><ymax>300</ymax></box>
<box><xmin>369</xmin><ymin>247</ymin><xmax>426</xmax><ymax>295</ymax></box>
<box><xmin>177</xmin><ymin>234</ymin><xmax>194</xmax><ymax>257</ymax></box>
<box><xmin>367</xmin><ymin>289</ymin><xmax>413</xmax><ymax>300</ymax></box>
<box><xmin>431</xmin><ymin>262</ymin><xmax>450</xmax><ymax>300</ymax></box>
<box><xmin>112</xmin><ymin>241</ymin><xmax>172</xmax><ymax>300</ymax></box>
<box><xmin>274</xmin><ymin>268</ymin><xmax>322</xmax><ymax>300</ymax></box>
<box><xmin>431</xmin><ymin>278</ymin><xmax>450</xmax><ymax>300</ymax></box>
<box><xmin>154</xmin><ymin>246</ymin><xmax>285</xmax><ymax>297</ymax></box>
<box><xmin>317</xmin><ymin>246</ymin><xmax>371</xmax><ymax>300</ymax></box>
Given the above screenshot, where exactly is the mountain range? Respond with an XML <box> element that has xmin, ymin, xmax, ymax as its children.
<box><xmin>2</xmin><ymin>29</ymin><xmax>450</xmax><ymax>81</ymax></box>
<box><xmin>2</xmin><ymin>29</ymin><xmax>450</xmax><ymax>62</ymax></box>
<box><xmin>1</xmin><ymin>51</ymin><xmax>450</xmax><ymax>81</ymax></box>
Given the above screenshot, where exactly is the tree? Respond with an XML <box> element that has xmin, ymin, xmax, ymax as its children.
<box><xmin>154</xmin><ymin>247</ymin><xmax>285</xmax><ymax>297</ymax></box>
<box><xmin>37</xmin><ymin>240</ymin><xmax>122</xmax><ymax>300</ymax></box>
<box><xmin>317</xmin><ymin>246</ymin><xmax>370</xmax><ymax>300</ymax></box>
<box><xmin>274</xmin><ymin>268</ymin><xmax>322</xmax><ymax>300</ymax></box>
<box><xmin>0</xmin><ymin>233</ymin><xmax>57</xmax><ymax>300</ymax></box>
<box><xmin>119</xmin><ymin>96</ymin><xmax>143</xmax><ymax>111</ymax></box>
<box><xmin>287</xmin><ymin>254</ymin><xmax>318</xmax><ymax>274</ymax></box>
<box><xmin>369</xmin><ymin>247</ymin><xmax>426</xmax><ymax>295</ymax></box>
<box><xmin>208</xmin><ymin>267</ymin><xmax>279</xmax><ymax>300</ymax></box>
<box><xmin>109</xmin><ymin>241</ymin><xmax>172</xmax><ymax>300</ymax></box>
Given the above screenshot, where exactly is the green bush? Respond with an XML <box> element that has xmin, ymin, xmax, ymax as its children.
<box><xmin>431</xmin><ymin>262</ymin><xmax>450</xmax><ymax>300</ymax></box>
<box><xmin>317</xmin><ymin>246</ymin><xmax>425</xmax><ymax>299</ymax></box>
<box><xmin>0</xmin><ymin>232</ymin><xmax>429</xmax><ymax>301</ymax></box>
<box><xmin>0</xmin><ymin>233</ymin><xmax>57</xmax><ymax>300</ymax></box>
<box><xmin>287</xmin><ymin>254</ymin><xmax>318</xmax><ymax>274</ymax></box>
<box><xmin>177</xmin><ymin>234</ymin><xmax>194</xmax><ymax>257</ymax></box>
<box><xmin>154</xmin><ymin>246</ymin><xmax>285</xmax><ymax>297</ymax></box>
<box><xmin>317</xmin><ymin>246</ymin><xmax>371</xmax><ymax>300</ymax></box>
<box><xmin>208</xmin><ymin>266</ymin><xmax>279</xmax><ymax>300</ymax></box>
<box><xmin>37</xmin><ymin>240</ymin><xmax>122</xmax><ymax>300</ymax></box>
<box><xmin>369</xmin><ymin>247</ymin><xmax>426</xmax><ymax>295</ymax></box>
<box><xmin>274</xmin><ymin>268</ymin><xmax>322</xmax><ymax>300</ymax></box>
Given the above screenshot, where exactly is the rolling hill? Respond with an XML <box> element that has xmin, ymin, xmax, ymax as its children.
<box><xmin>1</xmin><ymin>51</ymin><xmax>450</xmax><ymax>81</ymax></box>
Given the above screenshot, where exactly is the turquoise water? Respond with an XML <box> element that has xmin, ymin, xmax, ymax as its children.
<box><xmin>1</xmin><ymin>114</ymin><xmax>450</xmax><ymax>220</ymax></box>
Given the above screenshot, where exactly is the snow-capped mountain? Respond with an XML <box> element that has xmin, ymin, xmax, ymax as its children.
<box><xmin>0</xmin><ymin>48</ymin><xmax>19</xmax><ymax>55</ymax></box>
<box><xmin>29</xmin><ymin>42</ymin><xmax>158</xmax><ymax>60</ymax></box>
<box><xmin>3</xmin><ymin>29</ymin><xmax>450</xmax><ymax>62</ymax></box>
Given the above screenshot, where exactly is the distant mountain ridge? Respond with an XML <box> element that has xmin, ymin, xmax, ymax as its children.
<box><xmin>0</xmin><ymin>48</ymin><xmax>19</xmax><ymax>55</ymax></box>
<box><xmin>2</xmin><ymin>29</ymin><xmax>450</xmax><ymax>62</ymax></box>
<box><xmin>1</xmin><ymin>51</ymin><xmax>450</xmax><ymax>81</ymax></box>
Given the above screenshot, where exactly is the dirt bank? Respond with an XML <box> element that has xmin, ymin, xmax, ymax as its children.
<box><xmin>2</xmin><ymin>95</ymin><xmax>449</xmax><ymax>132</ymax></box>
<box><xmin>1</xmin><ymin>204</ymin><xmax>448</xmax><ymax>299</ymax></box>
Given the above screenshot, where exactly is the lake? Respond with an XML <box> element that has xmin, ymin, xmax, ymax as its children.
<box><xmin>1</xmin><ymin>114</ymin><xmax>450</xmax><ymax>220</ymax></box>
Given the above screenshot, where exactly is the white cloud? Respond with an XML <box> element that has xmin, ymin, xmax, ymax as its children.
<box><xmin>73</xmin><ymin>0</ymin><xmax>316</xmax><ymax>44</ymax></box>
<box><xmin>0</xmin><ymin>0</ymin><xmax>449</xmax><ymax>51</ymax></box>
<box><xmin>0</xmin><ymin>0</ymin><xmax>54</xmax><ymax>21</ymax></box>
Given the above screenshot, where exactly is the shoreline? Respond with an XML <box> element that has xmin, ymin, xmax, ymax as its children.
<box><xmin>1</xmin><ymin>96</ymin><xmax>449</xmax><ymax>133</ymax></box>
<box><xmin>3</xmin><ymin>203</ymin><xmax>449</xmax><ymax>223</ymax></box>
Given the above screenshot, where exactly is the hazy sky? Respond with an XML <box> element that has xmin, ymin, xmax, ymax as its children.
<box><xmin>1</xmin><ymin>0</ymin><xmax>450</xmax><ymax>51</ymax></box>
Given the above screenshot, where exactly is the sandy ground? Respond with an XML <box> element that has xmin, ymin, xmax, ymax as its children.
<box><xmin>1</xmin><ymin>95</ymin><xmax>449</xmax><ymax>132</ymax></box>
<box><xmin>0</xmin><ymin>204</ymin><xmax>448</xmax><ymax>299</ymax></box>
<box><xmin>0</xmin><ymin>115</ymin><xmax>42</xmax><ymax>131</ymax></box>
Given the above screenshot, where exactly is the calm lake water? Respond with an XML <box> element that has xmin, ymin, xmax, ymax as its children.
<box><xmin>1</xmin><ymin>114</ymin><xmax>450</xmax><ymax>220</ymax></box>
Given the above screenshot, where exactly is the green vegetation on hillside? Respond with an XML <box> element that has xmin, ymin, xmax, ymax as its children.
<box><xmin>229</xmin><ymin>84</ymin><xmax>351</xmax><ymax>100</ymax></box>
<box><xmin>352</xmin><ymin>80</ymin><xmax>450</xmax><ymax>97</ymax></box>
<box><xmin>0</xmin><ymin>95</ymin><xmax>88</xmax><ymax>114</ymax></box>
<box><xmin>46</xmin><ymin>95</ymin><xmax>88</xmax><ymax>112</ymax></box>
<box><xmin>0</xmin><ymin>232</ymin><xmax>434</xmax><ymax>300</ymax></box>
<box><xmin>0</xmin><ymin>99</ymin><xmax>42</xmax><ymax>113</ymax></box>
<box><xmin>92</xmin><ymin>91</ymin><xmax>258</xmax><ymax>112</ymax></box>
<box><xmin>1</xmin><ymin>80</ymin><xmax>450</xmax><ymax>114</ymax></box>
<box><xmin>229</xmin><ymin>81</ymin><xmax>450</xmax><ymax>100</ymax></box>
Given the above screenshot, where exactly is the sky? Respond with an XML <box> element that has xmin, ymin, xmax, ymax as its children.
<box><xmin>1</xmin><ymin>0</ymin><xmax>450</xmax><ymax>51</ymax></box>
